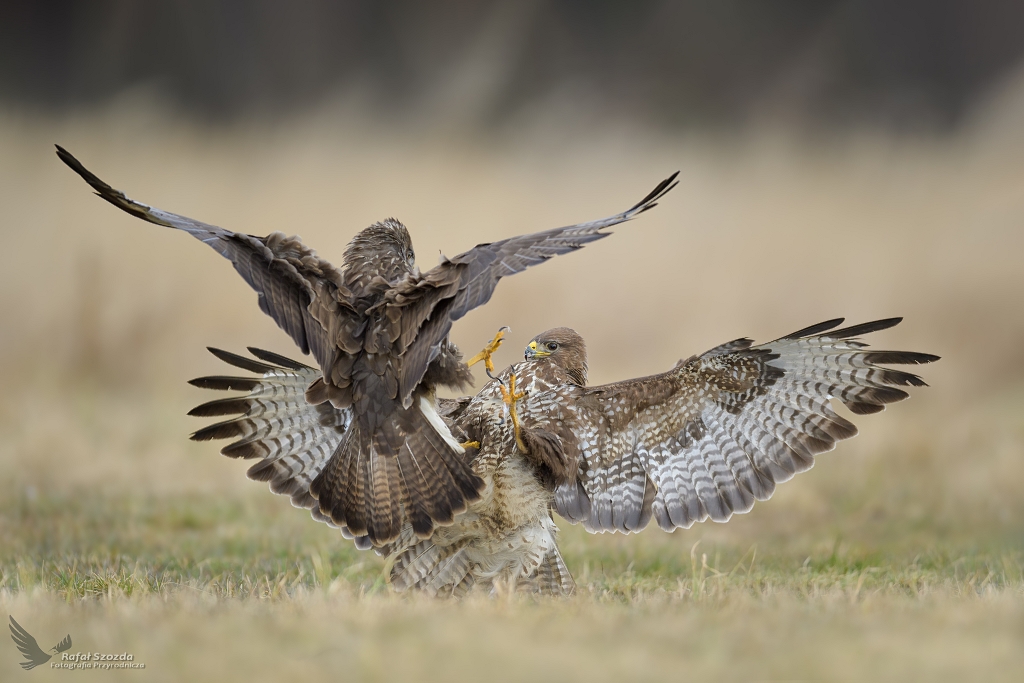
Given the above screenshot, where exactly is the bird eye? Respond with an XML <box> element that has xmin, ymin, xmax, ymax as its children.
<box><xmin>406</xmin><ymin>249</ymin><xmax>415</xmax><ymax>262</ymax></box>
<box><xmin>546</xmin><ymin>342</ymin><xmax>558</xmax><ymax>351</ymax></box>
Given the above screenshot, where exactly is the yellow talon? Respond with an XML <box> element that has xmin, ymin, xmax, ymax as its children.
<box><xmin>467</xmin><ymin>326</ymin><xmax>510</xmax><ymax>377</ymax></box>
<box><xmin>460</xmin><ymin>440</ymin><xmax>481</xmax><ymax>449</ymax></box>
<box><xmin>499</xmin><ymin>372</ymin><xmax>528</xmax><ymax>453</ymax></box>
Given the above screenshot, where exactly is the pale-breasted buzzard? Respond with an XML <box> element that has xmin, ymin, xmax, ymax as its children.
<box><xmin>187</xmin><ymin>319</ymin><xmax>936</xmax><ymax>595</ymax></box>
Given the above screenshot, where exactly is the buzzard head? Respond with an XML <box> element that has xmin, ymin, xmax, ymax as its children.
<box><xmin>525</xmin><ymin>327</ymin><xmax>588</xmax><ymax>386</ymax></box>
<box><xmin>342</xmin><ymin>218</ymin><xmax>416</xmax><ymax>292</ymax></box>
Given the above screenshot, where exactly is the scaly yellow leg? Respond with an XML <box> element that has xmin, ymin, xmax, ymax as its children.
<box><xmin>460</xmin><ymin>440</ymin><xmax>480</xmax><ymax>449</ymax></box>
<box><xmin>499</xmin><ymin>372</ymin><xmax>528</xmax><ymax>453</ymax></box>
<box><xmin>466</xmin><ymin>326</ymin><xmax>510</xmax><ymax>378</ymax></box>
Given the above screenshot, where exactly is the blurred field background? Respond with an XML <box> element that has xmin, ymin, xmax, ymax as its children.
<box><xmin>1</xmin><ymin>1</ymin><xmax>1023</xmax><ymax>681</ymax></box>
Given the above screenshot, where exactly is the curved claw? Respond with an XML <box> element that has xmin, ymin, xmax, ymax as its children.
<box><xmin>467</xmin><ymin>326</ymin><xmax>511</xmax><ymax>378</ymax></box>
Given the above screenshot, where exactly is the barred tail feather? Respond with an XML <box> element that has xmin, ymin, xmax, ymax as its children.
<box><xmin>310</xmin><ymin>395</ymin><xmax>484</xmax><ymax>546</ymax></box>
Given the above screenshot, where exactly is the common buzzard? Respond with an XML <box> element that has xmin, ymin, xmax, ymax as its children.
<box><xmin>188</xmin><ymin>319</ymin><xmax>936</xmax><ymax>595</ymax></box>
<box><xmin>57</xmin><ymin>145</ymin><xmax>677</xmax><ymax>545</ymax></box>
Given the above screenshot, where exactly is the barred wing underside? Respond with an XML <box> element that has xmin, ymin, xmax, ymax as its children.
<box><xmin>187</xmin><ymin>347</ymin><xmax>368</xmax><ymax>540</ymax></box>
<box><xmin>568</xmin><ymin>318</ymin><xmax>938</xmax><ymax>533</ymax></box>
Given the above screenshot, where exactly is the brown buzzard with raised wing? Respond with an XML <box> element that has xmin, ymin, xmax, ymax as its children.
<box><xmin>57</xmin><ymin>145</ymin><xmax>676</xmax><ymax>546</ymax></box>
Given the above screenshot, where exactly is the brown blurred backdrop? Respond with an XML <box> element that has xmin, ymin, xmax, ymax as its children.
<box><xmin>0</xmin><ymin>0</ymin><xmax>1022</xmax><ymax>537</ymax></box>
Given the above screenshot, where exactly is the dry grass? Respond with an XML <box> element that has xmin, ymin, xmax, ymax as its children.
<box><xmin>2</xmin><ymin>78</ymin><xmax>1024</xmax><ymax>680</ymax></box>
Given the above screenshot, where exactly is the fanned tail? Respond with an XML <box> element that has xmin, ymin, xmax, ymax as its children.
<box><xmin>310</xmin><ymin>395</ymin><xmax>484</xmax><ymax>546</ymax></box>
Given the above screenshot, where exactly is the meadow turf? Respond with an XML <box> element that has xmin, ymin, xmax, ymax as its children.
<box><xmin>2</xmin><ymin>484</ymin><xmax>1022</xmax><ymax>682</ymax></box>
<box><xmin>1</xmin><ymin>382</ymin><xmax>1021</xmax><ymax>681</ymax></box>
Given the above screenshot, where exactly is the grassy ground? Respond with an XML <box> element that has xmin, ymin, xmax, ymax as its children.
<box><xmin>2</xmin><ymin>90</ymin><xmax>1024</xmax><ymax>680</ymax></box>
<box><xmin>1</xmin><ymin>475</ymin><xmax>1021</xmax><ymax>681</ymax></box>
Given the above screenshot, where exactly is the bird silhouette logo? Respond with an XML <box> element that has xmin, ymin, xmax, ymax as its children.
<box><xmin>8</xmin><ymin>616</ymin><xmax>72</xmax><ymax>670</ymax></box>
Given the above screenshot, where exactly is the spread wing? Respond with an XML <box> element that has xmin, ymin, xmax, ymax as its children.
<box><xmin>185</xmin><ymin>347</ymin><xmax>381</xmax><ymax>547</ymax></box>
<box><xmin>561</xmin><ymin>318</ymin><xmax>938</xmax><ymax>533</ymax></box>
<box><xmin>56</xmin><ymin>146</ymin><xmax>346</xmax><ymax>372</ymax></box>
<box><xmin>9</xmin><ymin>616</ymin><xmax>51</xmax><ymax>670</ymax></box>
<box><xmin>388</xmin><ymin>172</ymin><xmax>679</xmax><ymax>403</ymax></box>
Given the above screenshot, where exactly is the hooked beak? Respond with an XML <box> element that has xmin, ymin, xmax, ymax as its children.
<box><xmin>524</xmin><ymin>340</ymin><xmax>551</xmax><ymax>360</ymax></box>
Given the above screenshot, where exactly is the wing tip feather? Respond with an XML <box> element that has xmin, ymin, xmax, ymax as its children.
<box><xmin>206</xmin><ymin>347</ymin><xmax>276</xmax><ymax>374</ymax></box>
<box><xmin>828</xmin><ymin>317</ymin><xmax>903</xmax><ymax>338</ymax></box>
<box><xmin>628</xmin><ymin>171</ymin><xmax>680</xmax><ymax>214</ymax></box>
<box><xmin>188</xmin><ymin>375</ymin><xmax>260</xmax><ymax>391</ymax></box>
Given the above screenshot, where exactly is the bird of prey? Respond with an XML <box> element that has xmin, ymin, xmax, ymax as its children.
<box><xmin>187</xmin><ymin>318</ymin><xmax>936</xmax><ymax>595</ymax></box>
<box><xmin>9</xmin><ymin>616</ymin><xmax>71</xmax><ymax>670</ymax></box>
<box><xmin>57</xmin><ymin>145</ymin><xmax>677</xmax><ymax>546</ymax></box>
